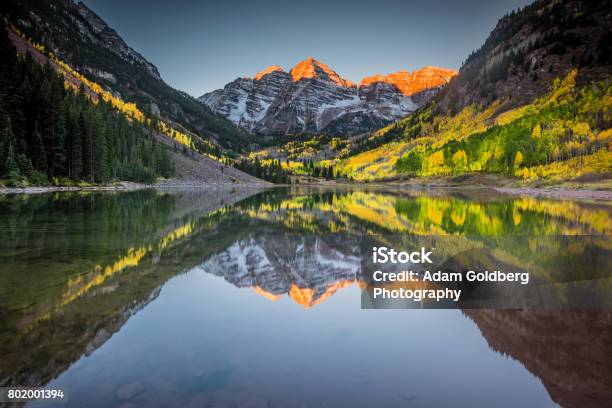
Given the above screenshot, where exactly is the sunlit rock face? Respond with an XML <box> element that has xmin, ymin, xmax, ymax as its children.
<box><xmin>360</xmin><ymin>66</ymin><xmax>457</xmax><ymax>108</ymax></box>
<box><xmin>465</xmin><ymin>310</ymin><xmax>612</xmax><ymax>408</ymax></box>
<box><xmin>199</xmin><ymin>59</ymin><xmax>456</xmax><ymax>135</ymax></box>
<box><xmin>361</xmin><ymin>67</ymin><xmax>458</xmax><ymax>97</ymax></box>
<box><xmin>199</xmin><ymin>233</ymin><xmax>360</xmax><ymax>307</ymax></box>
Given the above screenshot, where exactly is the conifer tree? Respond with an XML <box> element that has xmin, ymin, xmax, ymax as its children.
<box><xmin>31</xmin><ymin>122</ymin><xmax>47</xmax><ymax>173</ymax></box>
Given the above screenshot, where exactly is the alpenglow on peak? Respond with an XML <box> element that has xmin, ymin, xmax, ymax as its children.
<box><xmin>254</xmin><ymin>65</ymin><xmax>285</xmax><ymax>80</ymax></box>
<box><xmin>289</xmin><ymin>57</ymin><xmax>356</xmax><ymax>88</ymax></box>
<box><xmin>199</xmin><ymin>58</ymin><xmax>456</xmax><ymax>135</ymax></box>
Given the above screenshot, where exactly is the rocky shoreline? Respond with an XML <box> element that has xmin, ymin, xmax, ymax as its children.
<box><xmin>2</xmin><ymin>179</ymin><xmax>610</xmax><ymax>202</ymax></box>
<box><xmin>0</xmin><ymin>180</ymin><xmax>270</xmax><ymax>195</ymax></box>
<box><xmin>494</xmin><ymin>186</ymin><xmax>612</xmax><ymax>202</ymax></box>
<box><xmin>0</xmin><ymin>181</ymin><xmax>149</xmax><ymax>195</ymax></box>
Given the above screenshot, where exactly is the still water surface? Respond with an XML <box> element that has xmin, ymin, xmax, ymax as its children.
<box><xmin>1</xmin><ymin>187</ymin><xmax>610</xmax><ymax>407</ymax></box>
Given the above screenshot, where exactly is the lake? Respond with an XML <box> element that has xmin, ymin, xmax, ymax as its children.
<box><xmin>1</xmin><ymin>187</ymin><xmax>611</xmax><ymax>407</ymax></box>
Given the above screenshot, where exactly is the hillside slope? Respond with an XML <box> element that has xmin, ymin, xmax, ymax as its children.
<box><xmin>337</xmin><ymin>0</ymin><xmax>611</xmax><ymax>183</ymax></box>
<box><xmin>0</xmin><ymin>0</ymin><xmax>252</xmax><ymax>151</ymax></box>
<box><xmin>436</xmin><ymin>0</ymin><xmax>610</xmax><ymax>114</ymax></box>
<box><xmin>153</xmin><ymin>134</ymin><xmax>267</xmax><ymax>185</ymax></box>
<box><xmin>1</xmin><ymin>21</ymin><xmax>265</xmax><ymax>186</ymax></box>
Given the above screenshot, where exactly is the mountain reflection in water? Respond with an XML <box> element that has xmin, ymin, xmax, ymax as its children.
<box><xmin>0</xmin><ymin>187</ymin><xmax>610</xmax><ymax>407</ymax></box>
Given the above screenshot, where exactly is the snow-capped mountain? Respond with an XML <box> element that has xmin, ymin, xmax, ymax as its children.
<box><xmin>199</xmin><ymin>58</ymin><xmax>456</xmax><ymax>135</ymax></box>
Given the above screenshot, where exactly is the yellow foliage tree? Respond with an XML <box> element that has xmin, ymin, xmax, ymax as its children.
<box><xmin>532</xmin><ymin>123</ymin><xmax>541</xmax><ymax>138</ymax></box>
<box><xmin>429</xmin><ymin>150</ymin><xmax>445</xmax><ymax>167</ymax></box>
<box><xmin>424</xmin><ymin>150</ymin><xmax>449</xmax><ymax>175</ymax></box>
<box><xmin>572</xmin><ymin>122</ymin><xmax>592</xmax><ymax>138</ymax></box>
<box><xmin>452</xmin><ymin>150</ymin><xmax>468</xmax><ymax>172</ymax></box>
<box><xmin>514</xmin><ymin>151</ymin><xmax>524</xmax><ymax>168</ymax></box>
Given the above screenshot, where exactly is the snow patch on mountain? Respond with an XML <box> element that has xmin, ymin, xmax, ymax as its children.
<box><xmin>199</xmin><ymin>59</ymin><xmax>456</xmax><ymax>135</ymax></box>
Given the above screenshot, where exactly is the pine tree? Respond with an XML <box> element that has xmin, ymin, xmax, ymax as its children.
<box><xmin>31</xmin><ymin>122</ymin><xmax>47</xmax><ymax>173</ymax></box>
<box><xmin>0</xmin><ymin>115</ymin><xmax>9</xmax><ymax>174</ymax></box>
<box><xmin>94</xmin><ymin>122</ymin><xmax>109</xmax><ymax>182</ymax></box>
<box><xmin>70</xmin><ymin>113</ymin><xmax>84</xmax><ymax>180</ymax></box>
<box><xmin>48</xmin><ymin>99</ymin><xmax>67</xmax><ymax>178</ymax></box>
<box><xmin>82</xmin><ymin>112</ymin><xmax>94</xmax><ymax>182</ymax></box>
<box><xmin>17</xmin><ymin>153</ymin><xmax>34</xmax><ymax>179</ymax></box>
<box><xmin>5</xmin><ymin>139</ymin><xmax>20</xmax><ymax>179</ymax></box>
<box><xmin>0</xmin><ymin>23</ymin><xmax>174</xmax><ymax>184</ymax></box>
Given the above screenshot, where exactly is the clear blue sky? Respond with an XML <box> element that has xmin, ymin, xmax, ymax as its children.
<box><xmin>81</xmin><ymin>0</ymin><xmax>533</xmax><ymax>97</ymax></box>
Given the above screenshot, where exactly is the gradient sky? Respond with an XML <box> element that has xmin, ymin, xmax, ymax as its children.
<box><xmin>81</xmin><ymin>0</ymin><xmax>533</xmax><ymax>97</ymax></box>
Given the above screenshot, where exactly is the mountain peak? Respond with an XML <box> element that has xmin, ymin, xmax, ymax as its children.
<box><xmin>254</xmin><ymin>65</ymin><xmax>285</xmax><ymax>80</ymax></box>
<box><xmin>361</xmin><ymin>67</ymin><xmax>456</xmax><ymax>96</ymax></box>
<box><xmin>201</xmin><ymin>61</ymin><xmax>454</xmax><ymax>135</ymax></box>
<box><xmin>290</xmin><ymin>57</ymin><xmax>355</xmax><ymax>88</ymax></box>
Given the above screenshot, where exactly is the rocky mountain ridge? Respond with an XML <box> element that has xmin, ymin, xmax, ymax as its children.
<box><xmin>435</xmin><ymin>0</ymin><xmax>611</xmax><ymax>115</ymax></box>
<box><xmin>199</xmin><ymin>58</ymin><xmax>456</xmax><ymax>136</ymax></box>
<box><xmin>1</xmin><ymin>0</ymin><xmax>250</xmax><ymax>150</ymax></box>
<box><xmin>73</xmin><ymin>2</ymin><xmax>161</xmax><ymax>80</ymax></box>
